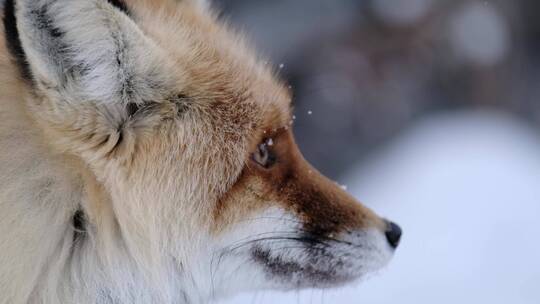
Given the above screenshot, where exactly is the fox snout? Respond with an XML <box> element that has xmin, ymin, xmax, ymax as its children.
<box><xmin>214</xmin><ymin>129</ymin><xmax>401</xmax><ymax>289</ymax></box>
<box><xmin>282</xmin><ymin>154</ymin><xmax>402</xmax><ymax>251</ymax></box>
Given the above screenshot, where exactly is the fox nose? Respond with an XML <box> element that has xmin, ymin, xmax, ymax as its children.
<box><xmin>384</xmin><ymin>220</ymin><xmax>402</xmax><ymax>249</ymax></box>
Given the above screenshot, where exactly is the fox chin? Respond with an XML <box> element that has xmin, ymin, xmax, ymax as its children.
<box><xmin>0</xmin><ymin>0</ymin><xmax>401</xmax><ymax>303</ymax></box>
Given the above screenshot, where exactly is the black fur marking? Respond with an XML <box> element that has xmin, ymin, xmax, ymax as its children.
<box><xmin>3</xmin><ymin>0</ymin><xmax>33</xmax><ymax>82</ymax></box>
<box><xmin>251</xmin><ymin>246</ymin><xmax>348</xmax><ymax>287</ymax></box>
<box><xmin>126</xmin><ymin>102</ymin><xmax>140</xmax><ymax>117</ymax></box>
<box><xmin>29</xmin><ymin>4</ymin><xmax>80</xmax><ymax>84</ymax></box>
<box><xmin>72</xmin><ymin>209</ymin><xmax>86</xmax><ymax>243</ymax></box>
<box><xmin>252</xmin><ymin>247</ymin><xmax>304</xmax><ymax>280</ymax></box>
<box><xmin>174</xmin><ymin>94</ymin><xmax>190</xmax><ymax>115</ymax></box>
<box><xmin>32</xmin><ymin>4</ymin><xmax>65</xmax><ymax>47</ymax></box>
<box><xmin>114</xmin><ymin>130</ymin><xmax>123</xmax><ymax>150</ymax></box>
<box><xmin>106</xmin><ymin>0</ymin><xmax>131</xmax><ymax>16</ymax></box>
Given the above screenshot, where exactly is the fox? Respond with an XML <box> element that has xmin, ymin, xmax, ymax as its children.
<box><xmin>0</xmin><ymin>0</ymin><xmax>402</xmax><ymax>303</ymax></box>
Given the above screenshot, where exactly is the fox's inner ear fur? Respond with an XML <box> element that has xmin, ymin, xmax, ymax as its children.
<box><xmin>4</xmin><ymin>0</ymin><xmax>180</xmax><ymax>165</ymax></box>
<box><xmin>13</xmin><ymin>0</ymin><xmax>170</xmax><ymax>105</ymax></box>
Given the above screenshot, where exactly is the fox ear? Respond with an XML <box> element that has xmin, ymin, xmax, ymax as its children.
<box><xmin>13</xmin><ymin>0</ymin><xmax>170</xmax><ymax>104</ymax></box>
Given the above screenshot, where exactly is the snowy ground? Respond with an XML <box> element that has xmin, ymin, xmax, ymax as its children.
<box><xmin>218</xmin><ymin>110</ymin><xmax>540</xmax><ymax>304</ymax></box>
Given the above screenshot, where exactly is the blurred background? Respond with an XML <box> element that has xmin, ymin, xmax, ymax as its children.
<box><xmin>213</xmin><ymin>1</ymin><xmax>540</xmax><ymax>303</ymax></box>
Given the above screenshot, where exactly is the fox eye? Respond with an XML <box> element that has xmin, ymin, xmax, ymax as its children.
<box><xmin>252</xmin><ymin>139</ymin><xmax>276</xmax><ymax>168</ymax></box>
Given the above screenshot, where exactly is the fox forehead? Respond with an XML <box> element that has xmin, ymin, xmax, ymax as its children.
<box><xmin>124</xmin><ymin>0</ymin><xmax>292</xmax><ymax>127</ymax></box>
<box><xmin>107</xmin><ymin>0</ymin><xmax>294</xmax><ymax>201</ymax></box>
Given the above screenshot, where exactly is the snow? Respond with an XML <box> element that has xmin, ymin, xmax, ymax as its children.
<box><xmin>217</xmin><ymin>110</ymin><xmax>540</xmax><ymax>304</ymax></box>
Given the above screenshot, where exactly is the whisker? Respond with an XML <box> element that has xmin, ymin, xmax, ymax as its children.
<box><xmin>225</xmin><ymin>236</ymin><xmax>330</xmax><ymax>254</ymax></box>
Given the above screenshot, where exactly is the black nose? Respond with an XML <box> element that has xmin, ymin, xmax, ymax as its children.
<box><xmin>385</xmin><ymin>221</ymin><xmax>402</xmax><ymax>249</ymax></box>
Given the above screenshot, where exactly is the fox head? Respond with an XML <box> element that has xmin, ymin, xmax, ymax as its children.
<box><xmin>4</xmin><ymin>0</ymin><xmax>401</xmax><ymax>302</ymax></box>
